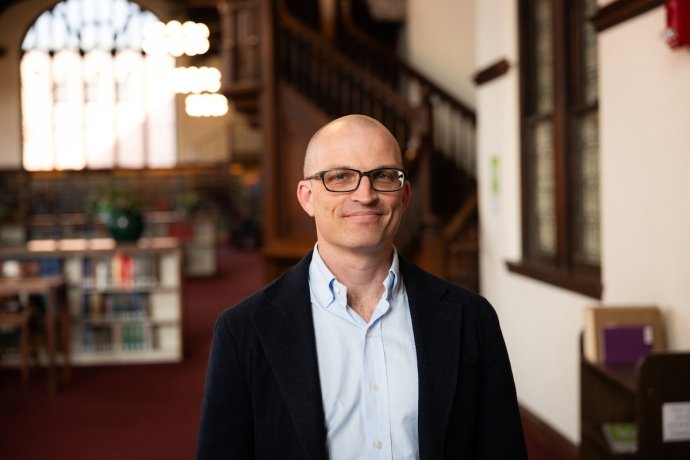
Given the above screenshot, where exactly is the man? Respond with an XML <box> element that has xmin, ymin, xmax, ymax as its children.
<box><xmin>196</xmin><ymin>114</ymin><xmax>527</xmax><ymax>459</ymax></box>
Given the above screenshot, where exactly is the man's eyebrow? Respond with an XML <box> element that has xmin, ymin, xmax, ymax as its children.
<box><xmin>318</xmin><ymin>165</ymin><xmax>402</xmax><ymax>170</ymax></box>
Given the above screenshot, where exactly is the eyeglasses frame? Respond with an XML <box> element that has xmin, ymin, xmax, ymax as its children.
<box><xmin>304</xmin><ymin>167</ymin><xmax>408</xmax><ymax>192</ymax></box>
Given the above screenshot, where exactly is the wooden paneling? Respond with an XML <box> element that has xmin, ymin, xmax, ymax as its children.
<box><xmin>277</xmin><ymin>85</ymin><xmax>329</xmax><ymax>239</ymax></box>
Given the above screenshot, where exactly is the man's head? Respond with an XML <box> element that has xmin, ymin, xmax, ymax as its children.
<box><xmin>296</xmin><ymin>114</ymin><xmax>411</xmax><ymax>257</ymax></box>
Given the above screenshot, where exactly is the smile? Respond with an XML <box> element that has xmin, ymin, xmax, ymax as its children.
<box><xmin>345</xmin><ymin>211</ymin><xmax>383</xmax><ymax>222</ymax></box>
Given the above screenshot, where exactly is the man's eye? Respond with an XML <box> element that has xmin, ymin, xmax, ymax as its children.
<box><xmin>373</xmin><ymin>170</ymin><xmax>395</xmax><ymax>182</ymax></box>
<box><xmin>330</xmin><ymin>171</ymin><xmax>353</xmax><ymax>182</ymax></box>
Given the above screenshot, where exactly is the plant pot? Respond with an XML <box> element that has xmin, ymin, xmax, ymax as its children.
<box><xmin>105</xmin><ymin>208</ymin><xmax>145</xmax><ymax>242</ymax></box>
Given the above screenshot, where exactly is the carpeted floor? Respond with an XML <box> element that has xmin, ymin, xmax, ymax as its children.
<box><xmin>0</xmin><ymin>245</ymin><xmax>562</xmax><ymax>459</ymax></box>
<box><xmin>0</xmin><ymin>246</ymin><xmax>264</xmax><ymax>460</ymax></box>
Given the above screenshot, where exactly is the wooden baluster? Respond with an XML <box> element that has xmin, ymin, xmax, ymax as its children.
<box><xmin>414</xmin><ymin>87</ymin><xmax>445</xmax><ymax>278</ymax></box>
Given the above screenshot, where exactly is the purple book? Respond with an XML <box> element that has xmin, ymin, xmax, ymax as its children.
<box><xmin>602</xmin><ymin>324</ymin><xmax>654</xmax><ymax>365</ymax></box>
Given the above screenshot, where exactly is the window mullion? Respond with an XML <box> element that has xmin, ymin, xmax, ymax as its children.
<box><xmin>551</xmin><ymin>0</ymin><xmax>570</xmax><ymax>270</ymax></box>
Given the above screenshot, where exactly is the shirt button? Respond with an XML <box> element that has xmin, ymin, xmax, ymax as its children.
<box><xmin>366</xmin><ymin>330</ymin><xmax>373</xmax><ymax>337</ymax></box>
<box><xmin>370</xmin><ymin>383</ymin><xmax>379</xmax><ymax>392</ymax></box>
<box><xmin>375</xmin><ymin>441</ymin><xmax>383</xmax><ymax>449</ymax></box>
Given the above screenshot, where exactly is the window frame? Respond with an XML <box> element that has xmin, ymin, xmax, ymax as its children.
<box><xmin>509</xmin><ymin>0</ymin><xmax>602</xmax><ymax>299</ymax></box>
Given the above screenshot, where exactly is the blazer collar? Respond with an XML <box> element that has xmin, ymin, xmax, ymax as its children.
<box><xmin>251</xmin><ymin>253</ymin><xmax>463</xmax><ymax>460</ymax></box>
<box><xmin>400</xmin><ymin>257</ymin><xmax>463</xmax><ymax>459</ymax></box>
<box><xmin>251</xmin><ymin>252</ymin><xmax>328</xmax><ymax>460</ymax></box>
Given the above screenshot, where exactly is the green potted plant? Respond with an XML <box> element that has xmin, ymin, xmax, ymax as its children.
<box><xmin>95</xmin><ymin>187</ymin><xmax>145</xmax><ymax>243</ymax></box>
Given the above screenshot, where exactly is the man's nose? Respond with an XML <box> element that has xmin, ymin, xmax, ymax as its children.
<box><xmin>352</xmin><ymin>175</ymin><xmax>376</xmax><ymax>202</ymax></box>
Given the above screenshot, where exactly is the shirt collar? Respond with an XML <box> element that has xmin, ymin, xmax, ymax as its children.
<box><xmin>309</xmin><ymin>244</ymin><xmax>402</xmax><ymax>308</ymax></box>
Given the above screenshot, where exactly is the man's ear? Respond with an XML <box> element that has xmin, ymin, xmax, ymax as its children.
<box><xmin>296</xmin><ymin>180</ymin><xmax>315</xmax><ymax>217</ymax></box>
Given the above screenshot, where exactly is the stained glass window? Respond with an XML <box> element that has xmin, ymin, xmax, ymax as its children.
<box><xmin>515</xmin><ymin>0</ymin><xmax>601</xmax><ymax>297</ymax></box>
<box><xmin>532</xmin><ymin>121</ymin><xmax>556</xmax><ymax>257</ymax></box>
<box><xmin>20</xmin><ymin>0</ymin><xmax>177</xmax><ymax>171</ymax></box>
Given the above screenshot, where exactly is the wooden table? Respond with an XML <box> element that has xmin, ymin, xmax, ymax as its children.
<box><xmin>0</xmin><ymin>276</ymin><xmax>69</xmax><ymax>393</ymax></box>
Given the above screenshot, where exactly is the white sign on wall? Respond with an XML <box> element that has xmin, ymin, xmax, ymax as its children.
<box><xmin>663</xmin><ymin>401</ymin><xmax>690</xmax><ymax>442</ymax></box>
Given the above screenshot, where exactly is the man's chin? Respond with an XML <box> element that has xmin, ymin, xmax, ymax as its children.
<box><xmin>342</xmin><ymin>237</ymin><xmax>393</xmax><ymax>255</ymax></box>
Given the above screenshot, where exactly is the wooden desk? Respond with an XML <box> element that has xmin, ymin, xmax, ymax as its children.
<box><xmin>0</xmin><ymin>276</ymin><xmax>69</xmax><ymax>393</ymax></box>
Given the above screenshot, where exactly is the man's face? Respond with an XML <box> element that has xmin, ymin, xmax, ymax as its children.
<box><xmin>297</xmin><ymin>121</ymin><xmax>410</xmax><ymax>256</ymax></box>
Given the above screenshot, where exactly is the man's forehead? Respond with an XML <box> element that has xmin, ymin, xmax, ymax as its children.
<box><xmin>320</xmin><ymin>119</ymin><xmax>384</xmax><ymax>140</ymax></box>
<box><xmin>304</xmin><ymin>116</ymin><xmax>401</xmax><ymax>174</ymax></box>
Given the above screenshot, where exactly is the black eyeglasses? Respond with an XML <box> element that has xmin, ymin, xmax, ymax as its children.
<box><xmin>305</xmin><ymin>167</ymin><xmax>407</xmax><ymax>192</ymax></box>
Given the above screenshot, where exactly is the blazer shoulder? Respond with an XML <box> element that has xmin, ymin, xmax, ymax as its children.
<box><xmin>400</xmin><ymin>255</ymin><xmax>491</xmax><ymax>306</ymax></box>
<box><xmin>216</xmin><ymin>252</ymin><xmax>313</xmax><ymax>325</ymax></box>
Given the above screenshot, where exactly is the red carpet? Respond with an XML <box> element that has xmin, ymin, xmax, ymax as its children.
<box><xmin>0</xmin><ymin>246</ymin><xmax>264</xmax><ymax>460</ymax></box>
<box><xmin>0</xmin><ymin>245</ymin><xmax>561</xmax><ymax>459</ymax></box>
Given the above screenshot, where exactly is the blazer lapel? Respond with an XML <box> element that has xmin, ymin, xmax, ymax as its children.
<box><xmin>251</xmin><ymin>254</ymin><xmax>328</xmax><ymax>460</ymax></box>
<box><xmin>401</xmin><ymin>258</ymin><xmax>464</xmax><ymax>460</ymax></box>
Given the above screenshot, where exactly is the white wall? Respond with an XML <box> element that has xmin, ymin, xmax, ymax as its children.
<box><xmin>599</xmin><ymin>8</ymin><xmax>690</xmax><ymax>351</ymax></box>
<box><xmin>405</xmin><ymin>0</ymin><xmax>476</xmax><ymax>106</ymax></box>
<box><xmin>408</xmin><ymin>0</ymin><xmax>690</xmax><ymax>445</ymax></box>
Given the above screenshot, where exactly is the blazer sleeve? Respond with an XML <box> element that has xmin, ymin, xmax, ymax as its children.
<box><xmin>196</xmin><ymin>311</ymin><xmax>254</xmax><ymax>459</ymax></box>
<box><xmin>475</xmin><ymin>298</ymin><xmax>527</xmax><ymax>459</ymax></box>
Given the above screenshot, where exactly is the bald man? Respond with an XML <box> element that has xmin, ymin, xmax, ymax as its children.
<box><xmin>196</xmin><ymin>115</ymin><xmax>526</xmax><ymax>459</ymax></box>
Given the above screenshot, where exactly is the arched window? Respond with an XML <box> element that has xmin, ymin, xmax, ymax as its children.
<box><xmin>21</xmin><ymin>0</ymin><xmax>177</xmax><ymax>171</ymax></box>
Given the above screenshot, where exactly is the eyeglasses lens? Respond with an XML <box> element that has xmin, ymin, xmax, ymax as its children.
<box><xmin>322</xmin><ymin>169</ymin><xmax>403</xmax><ymax>192</ymax></box>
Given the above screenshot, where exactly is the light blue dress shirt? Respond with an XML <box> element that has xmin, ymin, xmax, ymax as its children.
<box><xmin>309</xmin><ymin>245</ymin><xmax>419</xmax><ymax>460</ymax></box>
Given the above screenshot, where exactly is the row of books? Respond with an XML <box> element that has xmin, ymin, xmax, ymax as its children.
<box><xmin>81</xmin><ymin>323</ymin><xmax>153</xmax><ymax>352</ymax></box>
<box><xmin>0</xmin><ymin>257</ymin><xmax>62</xmax><ymax>277</ymax></box>
<box><xmin>82</xmin><ymin>292</ymin><xmax>148</xmax><ymax>320</ymax></box>
<box><xmin>584</xmin><ymin>305</ymin><xmax>664</xmax><ymax>365</ymax></box>
<box><xmin>82</xmin><ymin>253</ymin><xmax>159</xmax><ymax>288</ymax></box>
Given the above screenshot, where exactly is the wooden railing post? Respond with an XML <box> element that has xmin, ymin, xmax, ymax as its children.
<box><xmin>218</xmin><ymin>0</ymin><xmax>262</xmax><ymax>125</ymax></box>
<box><xmin>414</xmin><ymin>88</ymin><xmax>446</xmax><ymax>278</ymax></box>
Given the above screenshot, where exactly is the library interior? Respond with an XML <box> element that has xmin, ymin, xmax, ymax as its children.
<box><xmin>2</xmin><ymin>1</ymin><xmax>690</xmax><ymax>459</ymax></box>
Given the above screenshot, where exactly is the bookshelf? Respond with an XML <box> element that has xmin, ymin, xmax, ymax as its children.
<box><xmin>0</xmin><ymin>237</ymin><xmax>184</xmax><ymax>365</ymax></box>
<box><xmin>580</xmin><ymin>338</ymin><xmax>690</xmax><ymax>459</ymax></box>
<box><xmin>146</xmin><ymin>211</ymin><xmax>218</xmax><ymax>277</ymax></box>
<box><xmin>6</xmin><ymin>210</ymin><xmax>218</xmax><ymax>276</ymax></box>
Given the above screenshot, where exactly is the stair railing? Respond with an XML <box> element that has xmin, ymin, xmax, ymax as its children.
<box><xmin>277</xmin><ymin>0</ymin><xmax>415</xmax><ymax>149</ymax></box>
<box><xmin>267</xmin><ymin>0</ymin><xmax>478</xmax><ymax>280</ymax></box>
<box><xmin>338</xmin><ymin>0</ymin><xmax>477</xmax><ymax>178</ymax></box>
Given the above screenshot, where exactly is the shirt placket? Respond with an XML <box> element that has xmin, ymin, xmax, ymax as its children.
<box><xmin>363</xmin><ymin>317</ymin><xmax>392</xmax><ymax>460</ymax></box>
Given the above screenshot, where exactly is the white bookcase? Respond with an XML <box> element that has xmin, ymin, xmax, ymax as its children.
<box><xmin>145</xmin><ymin>211</ymin><xmax>218</xmax><ymax>277</ymax></box>
<box><xmin>1</xmin><ymin>237</ymin><xmax>184</xmax><ymax>365</ymax></box>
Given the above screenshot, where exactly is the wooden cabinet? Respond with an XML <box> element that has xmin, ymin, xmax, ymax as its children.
<box><xmin>0</xmin><ymin>237</ymin><xmax>183</xmax><ymax>365</ymax></box>
<box><xmin>580</xmin><ymin>342</ymin><xmax>690</xmax><ymax>459</ymax></box>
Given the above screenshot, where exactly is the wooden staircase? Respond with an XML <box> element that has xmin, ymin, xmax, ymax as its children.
<box><xmin>218</xmin><ymin>0</ymin><xmax>480</xmax><ymax>292</ymax></box>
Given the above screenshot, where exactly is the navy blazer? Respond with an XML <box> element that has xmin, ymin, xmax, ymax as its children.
<box><xmin>196</xmin><ymin>252</ymin><xmax>527</xmax><ymax>459</ymax></box>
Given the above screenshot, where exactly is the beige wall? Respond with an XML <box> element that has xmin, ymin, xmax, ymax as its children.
<box><xmin>404</xmin><ymin>0</ymin><xmax>476</xmax><ymax>107</ymax></box>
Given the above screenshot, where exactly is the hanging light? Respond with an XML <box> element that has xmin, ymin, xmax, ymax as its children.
<box><xmin>142</xmin><ymin>20</ymin><xmax>210</xmax><ymax>57</ymax></box>
<box><xmin>185</xmin><ymin>93</ymin><xmax>228</xmax><ymax>117</ymax></box>
<box><xmin>170</xmin><ymin>66</ymin><xmax>221</xmax><ymax>94</ymax></box>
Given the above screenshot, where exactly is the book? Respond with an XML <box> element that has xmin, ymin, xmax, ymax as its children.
<box><xmin>602</xmin><ymin>324</ymin><xmax>654</xmax><ymax>365</ymax></box>
<box><xmin>583</xmin><ymin>306</ymin><xmax>664</xmax><ymax>364</ymax></box>
<box><xmin>602</xmin><ymin>422</ymin><xmax>637</xmax><ymax>454</ymax></box>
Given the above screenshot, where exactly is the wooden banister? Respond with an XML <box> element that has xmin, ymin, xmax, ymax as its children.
<box><xmin>276</xmin><ymin>0</ymin><xmax>415</xmax><ymax>149</ymax></box>
<box><xmin>443</xmin><ymin>190</ymin><xmax>478</xmax><ymax>242</ymax></box>
<box><xmin>339</xmin><ymin>0</ymin><xmax>475</xmax><ymax>121</ymax></box>
<box><xmin>337</xmin><ymin>0</ymin><xmax>477</xmax><ymax>177</ymax></box>
<box><xmin>255</xmin><ymin>0</ymin><xmax>480</xmax><ymax>289</ymax></box>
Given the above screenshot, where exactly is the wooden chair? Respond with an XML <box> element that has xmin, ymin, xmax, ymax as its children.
<box><xmin>0</xmin><ymin>298</ymin><xmax>33</xmax><ymax>382</ymax></box>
